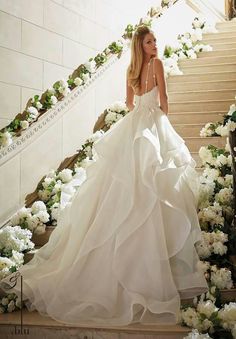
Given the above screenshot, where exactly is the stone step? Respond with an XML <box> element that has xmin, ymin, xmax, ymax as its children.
<box><xmin>173</xmin><ymin>123</ymin><xmax>204</xmax><ymax>137</ymax></box>
<box><xmin>169</xmin><ymin>99</ymin><xmax>232</xmax><ymax>113</ymax></box>
<box><xmin>203</xmin><ymin>36</ymin><xmax>236</xmax><ymax>45</ymax></box>
<box><xmin>191</xmin><ymin>152</ymin><xmax>201</xmax><ymax>167</ymax></box>
<box><xmin>169</xmin><ymin>89</ymin><xmax>235</xmax><ymax>102</ymax></box>
<box><xmin>181</xmin><ymin>63</ymin><xmax>236</xmax><ymax>74</ymax></box>
<box><xmin>168</xmin><ymin>111</ymin><xmax>225</xmax><ymax>124</ymax></box>
<box><xmin>179</xmin><ymin>55</ymin><xmax>236</xmax><ymax>66</ymax></box>
<box><xmin>208</xmin><ymin>42</ymin><xmax>236</xmax><ymax>51</ymax></box>
<box><xmin>168</xmin><ymin>79</ymin><xmax>236</xmax><ymax>92</ymax></box>
<box><xmin>182</xmin><ymin>288</ymin><xmax>236</xmax><ymax>306</ymax></box>
<box><xmin>185</xmin><ymin>136</ymin><xmax>226</xmax><ymax>152</ymax></box>
<box><xmin>0</xmin><ymin>309</ymin><xmax>191</xmax><ymax>339</ymax></box>
<box><xmin>198</xmin><ymin>48</ymin><xmax>236</xmax><ymax>58</ymax></box>
<box><xmin>167</xmin><ymin>71</ymin><xmax>236</xmax><ymax>83</ymax></box>
<box><xmin>203</xmin><ymin>31</ymin><xmax>236</xmax><ymax>39</ymax></box>
<box><xmin>216</xmin><ymin>20</ymin><xmax>236</xmax><ymax>30</ymax></box>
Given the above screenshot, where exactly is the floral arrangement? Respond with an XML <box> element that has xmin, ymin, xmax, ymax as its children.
<box><xmin>162</xmin><ymin>15</ymin><xmax>216</xmax><ymax>77</ymax></box>
<box><xmin>182</xmin><ymin>289</ymin><xmax>236</xmax><ymax>338</ymax></box>
<box><xmin>200</xmin><ymin>101</ymin><xmax>236</xmax><ymax>138</ymax></box>
<box><xmin>0</xmin><ymin>225</ymin><xmax>34</xmax><ymax>281</ymax></box>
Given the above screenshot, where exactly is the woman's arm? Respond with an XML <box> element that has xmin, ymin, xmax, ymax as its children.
<box><xmin>126</xmin><ymin>79</ymin><xmax>135</xmax><ymax>112</ymax></box>
<box><xmin>154</xmin><ymin>58</ymin><xmax>169</xmax><ymax>115</ymax></box>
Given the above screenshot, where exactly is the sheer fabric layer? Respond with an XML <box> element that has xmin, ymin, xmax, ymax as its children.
<box><xmin>0</xmin><ymin>87</ymin><xmax>208</xmax><ymax>326</ymax></box>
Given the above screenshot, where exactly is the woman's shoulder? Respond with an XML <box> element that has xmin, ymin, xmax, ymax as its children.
<box><xmin>152</xmin><ymin>57</ymin><xmax>163</xmax><ymax>67</ymax></box>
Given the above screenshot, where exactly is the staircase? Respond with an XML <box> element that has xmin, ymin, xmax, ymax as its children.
<box><xmin>1</xmin><ymin>20</ymin><xmax>236</xmax><ymax>339</ymax></box>
<box><xmin>168</xmin><ymin>20</ymin><xmax>236</xmax><ymax>170</ymax></box>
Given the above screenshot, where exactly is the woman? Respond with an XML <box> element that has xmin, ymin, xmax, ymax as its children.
<box><xmin>0</xmin><ymin>25</ymin><xmax>208</xmax><ymax>326</ymax></box>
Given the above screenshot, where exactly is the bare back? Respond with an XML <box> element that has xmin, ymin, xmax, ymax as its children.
<box><xmin>134</xmin><ymin>57</ymin><xmax>157</xmax><ymax>96</ymax></box>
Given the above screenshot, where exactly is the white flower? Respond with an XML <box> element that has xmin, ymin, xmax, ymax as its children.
<box><xmin>35</xmin><ymin>210</ymin><xmax>49</xmax><ymax>223</ymax></box>
<box><xmin>31</xmin><ymin>201</ymin><xmax>47</xmax><ymax>214</ymax></box>
<box><xmin>215</xmin><ymin>187</ymin><xmax>233</xmax><ymax>205</ymax></box>
<box><xmin>50</xmin><ymin>203</ymin><xmax>60</xmax><ymax>221</ymax></box>
<box><xmin>35</xmin><ymin>101</ymin><xmax>42</xmax><ymax>110</ymax></box>
<box><xmin>7</xmin><ymin>300</ymin><xmax>15</xmax><ymax>313</ymax></box>
<box><xmin>20</xmin><ymin>120</ymin><xmax>29</xmax><ymax>130</ymax></box>
<box><xmin>0</xmin><ymin>131</ymin><xmax>13</xmax><ymax>147</ymax></box>
<box><xmin>27</xmin><ymin>106</ymin><xmax>39</xmax><ymax>122</ymax></box>
<box><xmin>181</xmin><ymin>307</ymin><xmax>201</xmax><ymax>328</ymax></box>
<box><xmin>58</xmin><ymin>168</ymin><xmax>73</xmax><ymax>183</ymax></box>
<box><xmin>38</xmin><ymin>190</ymin><xmax>51</xmax><ymax>202</ymax></box>
<box><xmin>197</xmin><ymin>300</ymin><xmax>218</xmax><ymax>318</ymax></box>
<box><xmin>211</xmin><ymin>267</ymin><xmax>233</xmax><ymax>289</ymax></box>
<box><xmin>186</xmin><ymin>49</ymin><xmax>197</xmax><ymax>59</ymax></box>
<box><xmin>108</xmin><ymin>101</ymin><xmax>128</xmax><ymax>113</ymax></box>
<box><xmin>84</xmin><ymin>60</ymin><xmax>96</xmax><ymax>73</ymax></box>
<box><xmin>74</xmin><ymin>77</ymin><xmax>83</xmax><ymax>86</ymax></box>
<box><xmin>82</xmin><ymin>73</ymin><xmax>90</xmax><ymax>83</ymax></box>
<box><xmin>51</xmin><ymin>95</ymin><xmax>58</xmax><ymax>105</ymax></box>
<box><xmin>47</xmin><ymin>87</ymin><xmax>56</xmax><ymax>95</ymax></box>
<box><xmin>215</xmin><ymin>124</ymin><xmax>229</xmax><ymax>137</ymax></box>
<box><xmin>1</xmin><ymin>297</ymin><xmax>9</xmax><ymax>306</ymax></box>
<box><xmin>218</xmin><ymin>302</ymin><xmax>236</xmax><ymax>330</ymax></box>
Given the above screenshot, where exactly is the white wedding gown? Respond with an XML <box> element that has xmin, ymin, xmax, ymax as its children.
<box><xmin>0</xmin><ymin>61</ymin><xmax>208</xmax><ymax>326</ymax></box>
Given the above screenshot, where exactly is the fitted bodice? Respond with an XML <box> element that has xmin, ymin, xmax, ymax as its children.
<box><xmin>134</xmin><ymin>85</ymin><xmax>159</xmax><ymax>110</ymax></box>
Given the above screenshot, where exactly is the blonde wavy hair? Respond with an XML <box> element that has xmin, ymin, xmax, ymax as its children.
<box><xmin>127</xmin><ymin>25</ymin><xmax>154</xmax><ymax>90</ymax></box>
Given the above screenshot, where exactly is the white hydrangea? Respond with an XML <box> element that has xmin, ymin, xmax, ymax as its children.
<box><xmin>27</xmin><ymin>106</ymin><xmax>39</xmax><ymax>122</ymax></box>
<box><xmin>215</xmin><ymin>124</ymin><xmax>229</xmax><ymax>137</ymax></box>
<box><xmin>0</xmin><ymin>131</ymin><xmax>13</xmax><ymax>147</ymax></box>
<box><xmin>197</xmin><ymin>300</ymin><xmax>218</xmax><ymax>319</ymax></box>
<box><xmin>0</xmin><ymin>226</ymin><xmax>34</xmax><ymax>254</ymax></box>
<box><xmin>50</xmin><ymin>95</ymin><xmax>58</xmax><ymax>105</ymax></box>
<box><xmin>74</xmin><ymin>77</ymin><xmax>83</xmax><ymax>86</ymax></box>
<box><xmin>31</xmin><ymin>201</ymin><xmax>47</xmax><ymax>214</ymax></box>
<box><xmin>210</xmin><ymin>266</ymin><xmax>233</xmax><ymax>289</ymax></box>
<box><xmin>184</xmin><ymin>329</ymin><xmax>213</xmax><ymax>339</ymax></box>
<box><xmin>20</xmin><ymin>120</ymin><xmax>29</xmax><ymax>130</ymax></box>
<box><xmin>198</xmin><ymin>202</ymin><xmax>224</xmax><ymax>229</ymax></box>
<box><xmin>218</xmin><ymin>302</ymin><xmax>236</xmax><ymax>330</ymax></box>
<box><xmin>84</xmin><ymin>60</ymin><xmax>96</xmax><ymax>73</ymax></box>
<box><xmin>58</xmin><ymin>79</ymin><xmax>71</xmax><ymax>97</ymax></box>
<box><xmin>215</xmin><ymin>187</ymin><xmax>233</xmax><ymax>205</ymax></box>
<box><xmin>58</xmin><ymin>168</ymin><xmax>73</xmax><ymax>183</ymax></box>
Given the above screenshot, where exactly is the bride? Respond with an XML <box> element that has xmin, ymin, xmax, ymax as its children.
<box><xmin>0</xmin><ymin>25</ymin><xmax>208</xmax><ymax>326</ymax></box>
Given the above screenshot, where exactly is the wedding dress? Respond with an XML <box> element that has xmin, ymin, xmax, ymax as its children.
<box><xmin>0</xmin><ymin>58</ymin><xmax>208</xmax><ymax>326</ymax></box>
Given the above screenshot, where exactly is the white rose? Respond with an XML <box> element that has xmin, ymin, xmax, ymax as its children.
<box><xmin>20</xmin><ymin>120</ymin><xmax>29</xmax><ymax>130</ymax></box>
<box><xmin>74</xmin><ymin>77</ymin><xmax>83</xmax><ymax>86</ymax></box>
<box><xmin>58</xmin><ymin>168</ymin><xmax>73</xmax><ymax>183</ymax></box>
<box><xmin>31</xmin><ymin>201</ymin><xmax>47</xmax><ymax>214</ymax></box>
<box><xmin>51</xmin><ymin>95</ymin><xmax>58</xmax><ymax>105</ymax></box>
<box><xmin>35</xmin><ymin>101</ymin><xmax>42</xmax><ymax>110</ymax></box>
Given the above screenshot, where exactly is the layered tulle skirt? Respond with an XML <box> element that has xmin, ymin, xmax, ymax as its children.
<box><xmin>0</xmin><ymin>94</ymin><xmax>208</xmax><ymax>326</ymax></box>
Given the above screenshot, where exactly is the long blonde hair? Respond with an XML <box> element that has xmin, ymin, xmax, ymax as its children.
<box><xmin>127</xmin><ymin>25</ymin><xmax>153</xmax><ymax>90</ymax></box>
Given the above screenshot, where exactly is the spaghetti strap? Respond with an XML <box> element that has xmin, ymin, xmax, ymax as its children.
<box><xmin>152</xmin><ymin>58</ymin><xmax>157</xmax><ymax>87</ymax></box>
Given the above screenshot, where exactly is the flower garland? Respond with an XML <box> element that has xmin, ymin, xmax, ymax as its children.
<box><xmin>0</xmin><ymin>0</ymin><xmax>181</xmax><ymax>149</ymax></box>
<box><xmin>162</xmin><ymin>15</ymin><xmax>216</xmax><ymax>77</ymax></box>
<box><xmin>200</xmin><ymin>100</ymin><xmax>236</xmax><ymax>138</ymax></box>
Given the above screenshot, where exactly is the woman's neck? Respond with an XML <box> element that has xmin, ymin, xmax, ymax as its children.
<box><xmin>143</xmin><ymin>55</ymin><xmax>154</xmax><ymax>65</ymax></box>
